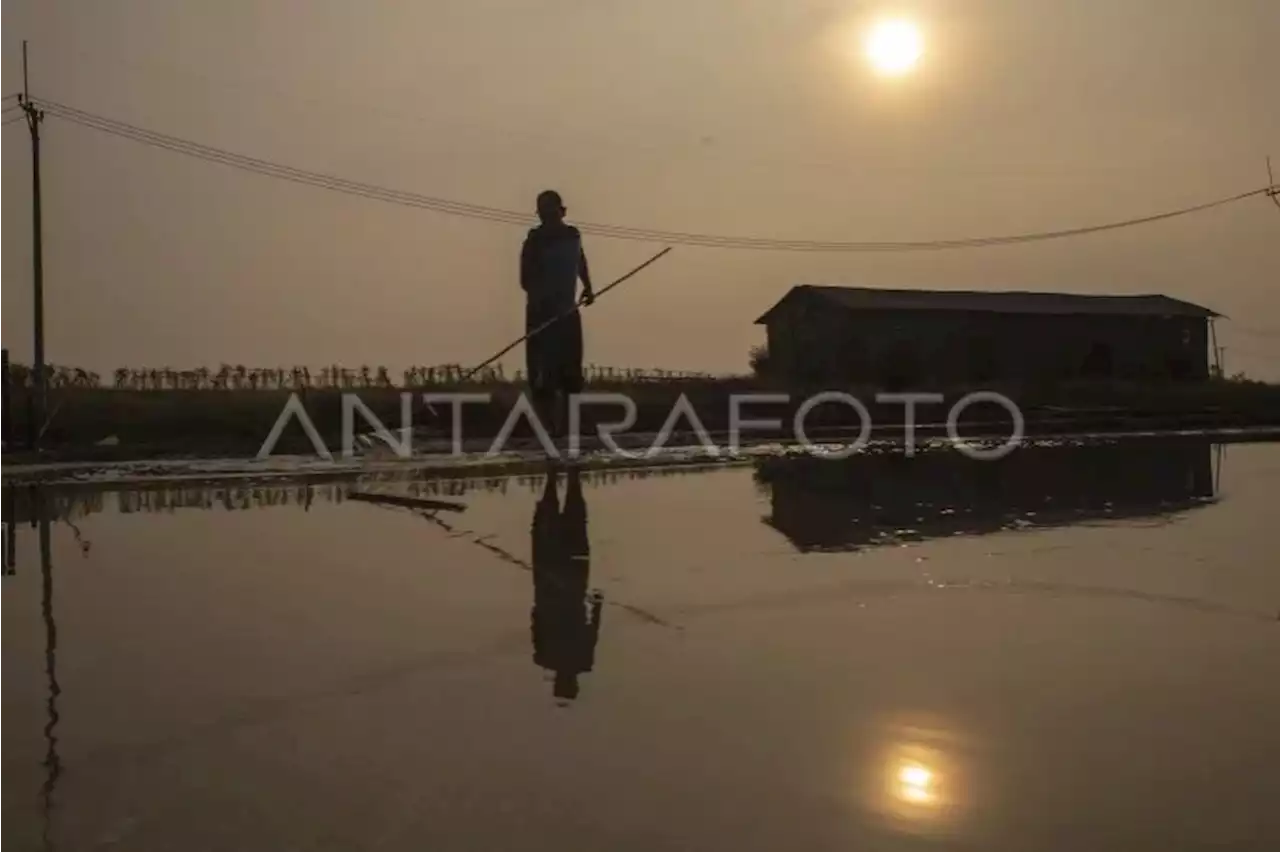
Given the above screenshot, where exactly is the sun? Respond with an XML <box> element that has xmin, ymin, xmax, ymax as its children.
<box><xmin>865</xmin><ymin>18</ymin><xmax>923</xmax><ymax>76</ymax></box>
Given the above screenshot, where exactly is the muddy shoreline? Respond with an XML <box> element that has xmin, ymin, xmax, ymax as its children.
<box><xmin>5</xmin><ymin>423</ymin><xmax>1279</xmax><ymax>488</ymax></box>
<box><xmin>6</xmin><ymin>381</ymin><xmax>1280</xmax><ymax>469</ymax></box>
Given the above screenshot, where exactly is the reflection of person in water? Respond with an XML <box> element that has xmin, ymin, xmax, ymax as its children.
<box><xmin>531</xmin><ymin>466</ymin><xmax>601</xmax><ymax>704</ymax></box>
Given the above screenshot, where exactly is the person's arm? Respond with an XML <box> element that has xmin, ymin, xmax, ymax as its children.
<box><xmin>577</xmin><ymin>233</ymin><xmax>595</xmax><ymax>304</ymax></box>
<box><xmin>520</xmin><ymin>231</ymin><xmax>535</xmax><ymax>292</ymax></box>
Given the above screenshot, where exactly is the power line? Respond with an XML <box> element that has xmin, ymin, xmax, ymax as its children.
<box><xmin>32</xmin><ymin>96</ymin><xmax>1280</xmax><ymax>253</ymax></box>
<box><xmin>1226</xmin><ymin>344</ymin><xmax>1278</xmax><ymax>359</ymax></box>
<box><xmin>1228</xmin><ymin>324</ymin><xmax>1280</xmax><ymax>341</ymax></box>
<box><xmin>36</xmin><ymin>96</ymin><xmax>1279</xmax><ymax>250</ymax></box>
<box><xmin>58</xmin><ymin>44</ymin><xmax>1280</xmax><ymax>184</ymax></box>
<box><xmin>36</xmin><ymin>99</ymin><xmax>530</xmax><ymax>227</ymax></box>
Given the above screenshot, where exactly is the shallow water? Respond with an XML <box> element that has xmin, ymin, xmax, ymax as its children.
<box><xmin>3</xmin><ymin>437</ymin><xmax>1279</xmax><ymax>851</ymax></box>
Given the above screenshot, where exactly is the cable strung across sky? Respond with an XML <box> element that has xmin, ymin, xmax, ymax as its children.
<box><xmin>32</xmin><ymin>97</ymin><xmax>1280</xmax><ymax>254</ymax></box>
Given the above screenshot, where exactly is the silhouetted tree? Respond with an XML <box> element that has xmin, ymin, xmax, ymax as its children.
<box><xmin>748</xmin><ymin>344</ymin><xmax>771</xmax><ymax>378</ymax></box>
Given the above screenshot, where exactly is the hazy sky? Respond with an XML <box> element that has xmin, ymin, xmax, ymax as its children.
<box><xmin>3</xmin><ymin>0</ymin><xmax>1278</xmax><ymax>378</ymax></box>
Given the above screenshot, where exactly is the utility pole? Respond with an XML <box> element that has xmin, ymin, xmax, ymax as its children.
<box><xmin>1209</xmin><ymin>318</ymin><xmax>1222</xmax><ymax>380</ymax></box>
<box><xmin>37</xmin><ymin>487</ymin><xmax>62</xmax><ymax>825</ymax></box>
<box><xmin>20</xmin><ymin>40</ymin><xmax>47</xmax><ymax>449</ymax></box>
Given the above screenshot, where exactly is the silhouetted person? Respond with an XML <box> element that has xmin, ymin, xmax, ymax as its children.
<box><xmin>521</xmin><ymin>190</ymin><xmax>594</xmax><ymax>439</ymax></box>
<box><xmin>530</xmin><ymin>465</ymin><xmax>601</xmax><ymax>704</ymax></box>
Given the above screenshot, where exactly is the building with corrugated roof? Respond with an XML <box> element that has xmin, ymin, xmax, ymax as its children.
<box><xmin>754</xmin><ymin>285</ymin><xmax>1218</xmax><ymax>387</ymax></box>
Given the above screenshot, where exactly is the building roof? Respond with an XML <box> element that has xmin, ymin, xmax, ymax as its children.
<box><xmin>754</xmin><ymin>285</ymin><xmax>1219</xmax><ymax>324</ymax></box>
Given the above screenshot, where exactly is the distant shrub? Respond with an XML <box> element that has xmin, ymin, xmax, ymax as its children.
<box><xmin>748</xmin><ymin>344</ymin><xmax>771</xmax><ymax>378</ymax></box>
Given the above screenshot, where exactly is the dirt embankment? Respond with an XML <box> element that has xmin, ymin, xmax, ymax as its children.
<box><xmin>4</xmin><ymin>378</ymin><xmax>1280</xmax><ymax>462</ymax></box>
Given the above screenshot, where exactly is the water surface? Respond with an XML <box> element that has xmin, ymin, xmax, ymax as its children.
<box><xmin>4</xmin><ymin>438</ymin><xmax>1278</xmax><ymax>851</ymax></box>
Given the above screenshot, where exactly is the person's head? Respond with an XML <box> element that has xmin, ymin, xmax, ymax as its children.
<box><xmin>536</xmin><ymin>190</ymin><xmax>566</xmax><ymax>224</ymax></box>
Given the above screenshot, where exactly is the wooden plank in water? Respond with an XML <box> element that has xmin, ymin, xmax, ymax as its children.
<box><xmin>347</xmin><ymin>491</ymin><xmax>467</xmax><ymax>513</ymax></box>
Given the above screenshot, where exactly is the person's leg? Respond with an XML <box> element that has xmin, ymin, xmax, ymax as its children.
<box><xmin>554</xmin><ymin>390</ymin><xmax>568</xmax><ymax>440</ymax></box>
<box><xmin>525</xmin><ymin>300</ymin><xmax>543</xmax><ymax>400</ymax></box>
<box><xmin>537</xmin><ymin>316</ymin><xmax>575</xmax><ymax>441</ymax></box>
<box><xmin>533</xmin><ymin>387</ymin><xmax>558</xmax><ymax>446</ymax></box>
<box><xmin>526</xmin><ymin>300</ymin><xmax>557</xmax><ymax>442</ymax></box>
<box><xmin>538</xmin><ymin>350</ymin><xmax>563</xmax><ymax>440</ymax></box>
<box><xmin>562</xmin><ymin>467</ymin><xmax>587</xmax><ymax>556</ymax></box>
<box><xmin>560</xmin><ymin>311</ymin><xmax>586</xmax><ymax>444</ymax></box>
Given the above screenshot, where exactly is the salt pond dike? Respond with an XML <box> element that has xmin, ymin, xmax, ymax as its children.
<box><xmin>5</xmin><ymin>425</ymin><xmax>1280</xmax><ymax>487</ymax></box>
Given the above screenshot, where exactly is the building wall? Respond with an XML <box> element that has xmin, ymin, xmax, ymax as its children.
<box><xmin>764</xmin><ymin>297</ymin><xmax>1210</xmax><ymax>386</ymax></box>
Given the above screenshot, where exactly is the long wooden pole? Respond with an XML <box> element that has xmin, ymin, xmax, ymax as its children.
<box><xmin>462</xmin><ymin>246</ymin><xmax>673</xmax><ymax>383</ymax></box>
<box><xmin>357</xmin><ymin>246</ymin><xmax>673</xmax><ymax>449</ymax></box>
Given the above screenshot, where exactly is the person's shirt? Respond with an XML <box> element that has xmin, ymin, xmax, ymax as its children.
<box><xmin>521</xmin><ymin>222</ymin><xmax>585</xmax><ymax>313</ymax></box>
